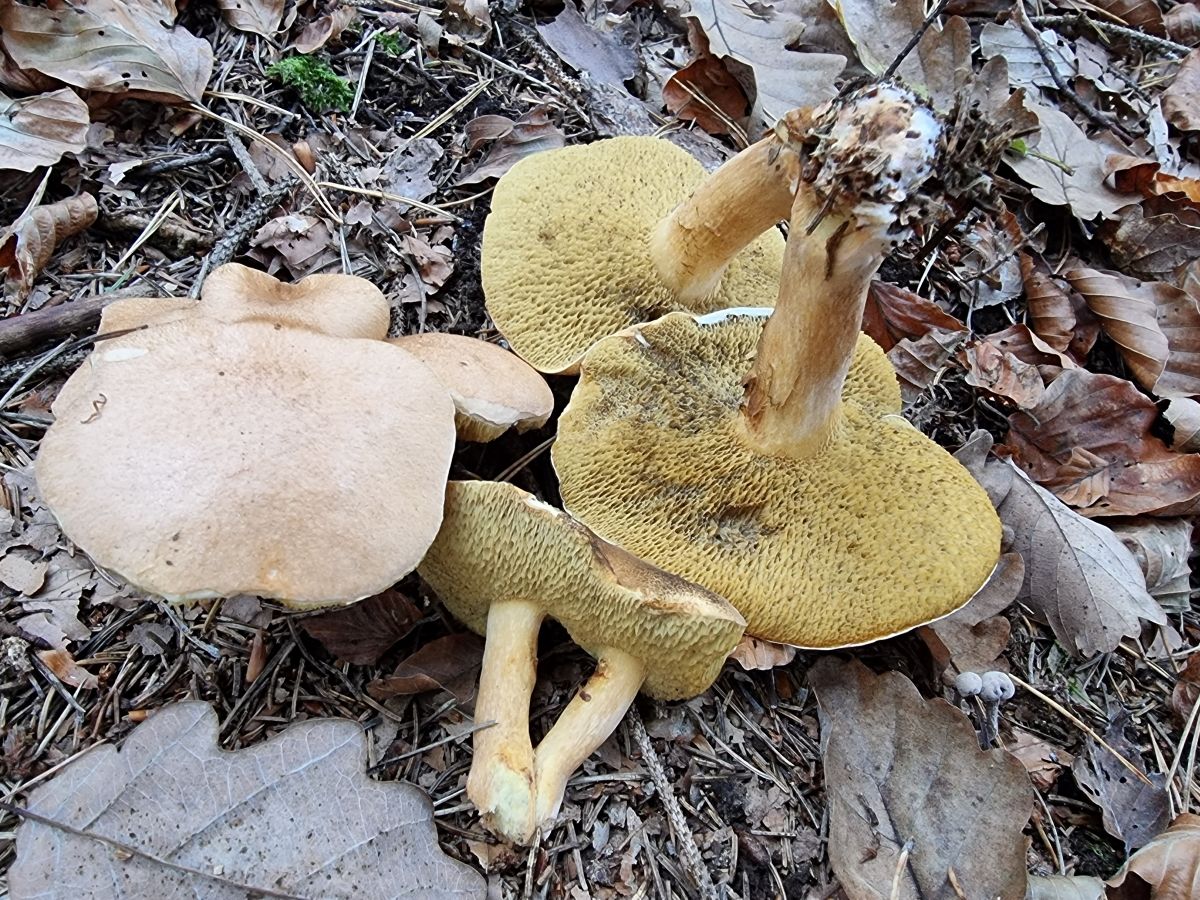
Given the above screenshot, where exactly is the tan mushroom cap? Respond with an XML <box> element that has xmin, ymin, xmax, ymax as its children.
<box><xmin>482</xmin><ymin>137</ymin><xmax>785</xmax><ymax>373</ymax></box>
<box><xmin>552</xmin><ymin>310</ymin><xmax>1001</xmax><ymax>649</ymax></box>
<box><xmin>419</xmin><ymin>480</ymin><xmax>745</xmax><ymax>699</ymax></box>
<box><xmin>37</xmin><ymin>317</ymin><xmax>456</xmax><ymax>608</ymax></box>
<box><xmin>200</xmin><ymin>263</ymin><xmax>390</xmax><ymax>339</ymax></box>
<box><xmin>98</xmin><ymin>296</ymin><xmax>199</xmax><ymax>334</ymax></box>
<box><xmin>388</xmin><ymin>334</ymin><xmax>554</xmax><ymax>443</ymax></box>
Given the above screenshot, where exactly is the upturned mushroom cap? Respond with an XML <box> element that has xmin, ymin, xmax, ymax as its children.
<box><xmin>482</xmin><ymin>137</ymin><xmax>786</xmax><ymax>373</ymax></box>
<box><xmin>552</xmin><ymin>309</ymin><xmax>1000</xmax><ymax>648</ymax></box>
<box><xmin>419</xmin><ymin>480</ymin><xmax>745</xmax><ymax>699</ymax></box>
<box><xmin>388</xmin><ymin>333</ymin><xmax>554</xmax><ymax>442</ymax></box>
<box><xmin>200</xmin><ymin>263</ymin><xmax>390</xmax><ymax>339</ymax></box>
<box><xmin>37</xmin><ymin>317</ymin><xmax>456</xmax><ymax>608</ymax></box>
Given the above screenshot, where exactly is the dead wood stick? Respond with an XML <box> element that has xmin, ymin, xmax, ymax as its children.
<box><xmin>0</xmin><ymin>287</ymin><xmax>151</xmax><ymax>361</ymax></box>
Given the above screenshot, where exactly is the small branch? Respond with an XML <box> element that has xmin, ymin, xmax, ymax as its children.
<box><xmin>0</xmin><ymin>800</ymin><xmax>308</xmax><ymax>900</ymax></box>
<box><xmin>0</xmin><ymin>286</ymin><xmax>147</xmax><ymax>360</ymax></box>
<box><xmin>1029</xmin><ymin>12</ymin><xmax>1191</xmax><ymax>59</ymax></box>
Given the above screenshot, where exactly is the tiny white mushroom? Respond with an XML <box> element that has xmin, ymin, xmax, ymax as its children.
<box><xmin>979</xmin><ymin>671</ymin><xmax>1016</xmax><ymax>746</ymax></box>
<box><xmin>955</xmin><ymin>671</ymin><xmax>983</xmax><ymax>698</ymax></box>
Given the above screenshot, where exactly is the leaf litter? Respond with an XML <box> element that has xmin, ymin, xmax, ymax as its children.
<box><xmin>1</xmin><ymin>0</ymin><xmax>1199</xmax><ymax>896</ymax></box>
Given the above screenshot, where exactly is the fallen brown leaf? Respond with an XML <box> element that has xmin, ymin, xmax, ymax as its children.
<box><xmin>980</xmin><ymin>21</ymin><xmax>1076</xmax><ymax>93</ymax></box>
<box><xmin>1102</xmin><ymin>201</ymin><xmax>1200</xmax><ymax>284</ymax></box>
<box><xmin>1072</xmin><ymin>708</ymin><xmax>1170</xmax><ymax>851</ymax></box>
<box><xmin>7</xmin><ymin>702</ymin><xmax>486</xmax><ymax>897</ymax></box>
<box><xmin>0</xmin><ymin>194</ymin><xmax>97</xmax><ymax>300</ymax></box>
<box><xmin>1163</xmin><ymin>49</ymin><xmax>1200</xmax><ymax>132</ymax></box>
<box><xmin>958</xmin><ymin>430</ymin><xmax>1167</xmax><ymax>656</ymax></box>
<box><xmin>687</xmin><ymin>0</ymin><xmax>845</xmax><ymax>125</ymax></box>
<box><xmin>1008</xmin><ymin>727</ymin><xmax>1073</xmax><ymax>791</ymax></box>
<box><xmin>0</xmin><ymin>88</ymin><xmax>90</xmax><ymax>173</ymax></box>
<box><xmin>1170</xmin><ymin>655</ymin><xmax>1200</xmax><ymax>727</ymax></box>
<box><xmin>1026</xmin><ymin>874</ymin><xmax>1106</xmax><ymax>899</ymax></box>
<box><xmin>457</xmin><ymin>107</ymin><xmax>566</xmax><ymax>184</ymax></box>
<box><xmin>248</xmin><ymin>213</ymin><xmax>339</xmax><ymax>278</ymax></box>
<box><xmin>942</xmin><ymin>551</ymin><xmax>1025</xmax><ymax>627</ymax></box>
<box><xmin>1108</xmin><ymin>156</ymin><xmax>1200</xmax><ymax>207</ymax></box>
<box><xmin>887</xmin><ymin>327</ymin><xmax>966</xmax><ymax>403</ymax></box>
<box><xmin>1162</xmin><ymin>396</ymin><xmax>1200</xmax><ymax>450</ymax></box>
<box><xmin>861</xmin><ymin>281</ymin><xmax>964</xmax><ymax>353</ymax></box>
<box><xmin>1005</xmin><ymin>102</ymin><xmax>1130</xmax><ymax>220</ymax></box>
<box><xmin>728</xmin><ymin>634</ymin><xmax>796</xmax><ymax>670</ymax></box>
<box><xmin>1081</xmin><ymin>0</ymin><xmax>1165</xmax><ymax>33</ymax></box>
<box><xmin>962</xmin><ymin>336</ymin><xmax>1046</xmax><ymax>408</ymax></box>
<box><xmin>1108</xmin><ymin>814</ymin><xmax>1200</xmax><ymax>899</ymax></box>
<box><xmin>301</xmin><ymin>588</ymin><xmax>423</xmax><ymax>665</ymax></box>
<box><xmin>0</xmin><ymin>551</ymin><xmax>47</xmax><ymax>595</ymax></box>
<box><xmin>536</xmin><ymin>3</ymin><xmax>636</xmax><ymax>88</ymax></box>
<box><xmin>443</xmin><ymin>0</ymin><xmax>490</xmax><ymax>45</ymax></box>
<box><xmin>921</xmin><ymin>614</ymin><xmax>1011</xmax><ymax>675</ymax></box>
<box><xmin>36</xmin><ymin>648</ymin><xmax>97</xmax><ymax>689</ymax></box>
<box><xmin>663</xmin><ymin>37</ymin><xmax>749</xmax><ymax>135</ymax></box>
<box><xmin>367</xmin><ymin>632</ymin><xmax>484</xmax><ymax>706</ymax></box>
<box><xmin>0</xmin><ymin>0</ymin><xmax>213</xmax><ymax>103</ymax></box>
<box><xmin>1166</xmin><ymin>4</ymin><xmax>1200</xmax><ymax>45</ymax></box>
<box><xmin>217</xmin><ymin>0</ymin><xmax>285</xmax><ymax>37</ymax></box>
<box><xmin>1003</xmin><ymin>368</ymin><xmax>1200</xmax><ymax>516</ymax></box>
<box><xmin>985</xmin><ymin>323</ymin><xmax>1077</xmax><ymax>371</ymax></box>
<box><xmin>1111</xmin><ymin>518</ymin><xmax>1193</xmax><ymax>611</ymax></box>
<box><xmin>810</xmin><ymin>657</ymin><xmax>1032</xmax><ymax>900</ymax></box>
<box><xmin>289</xmin><ymin>5</ymin><xmax>357</xmax><ymax>53</ymax></box>
<box><xmin>1021</xmin><ymin>254</ymin><xmax>1080</xmax><ymax>355</ymax></box>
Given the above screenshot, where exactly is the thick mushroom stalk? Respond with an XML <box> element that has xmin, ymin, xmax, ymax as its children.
<box><xmin>417</xmin><ymin>481</ymin><xmax>745</xmax><ymax>844</ymax></box>
<box><xmin>649</xmin><ymin>135</ymin><xmax>801</xmax><ymax>304</ymax></box>
<box><xmin>741</xmin><ymin>85</ymin><xmax>941</xmax><ymax>459</ymax></box>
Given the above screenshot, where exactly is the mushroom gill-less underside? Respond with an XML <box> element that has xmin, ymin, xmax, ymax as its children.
<box><xmin>482</xmin><ymin>137</ymin><xmax>786</xmax><ymax>374</ymax></box>
<box><xmin>553</xmin><ymin>310</ymin><xmax>1001</xmax><ymax>649</ymax></box>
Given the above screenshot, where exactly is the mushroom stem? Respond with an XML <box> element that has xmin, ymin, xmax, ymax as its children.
<box><xmin>649</xmin><ymin>136</ymin><xmax>799</xmax><ymax>304</ymax></box>
<box><xmin>531</xmin><ymin>647</ymin><xmax>647</xmax><ymax>830</ymax></box>
<box><xmin>739</xmin><ymin>191</ymin><xmax>887</xmax><ymax>459</ymax></box>
<box><xmin>468</xmin><ymin>599</ymin><xmax>545</xmax><ymax>843</ymax></box>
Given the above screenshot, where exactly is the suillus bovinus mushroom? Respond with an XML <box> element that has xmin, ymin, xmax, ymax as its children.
<box><xmin>482</xmin><ymin>128</ymin><xmax>807</xmax><ymax>373</ymax></box>
<box><xmin>388</xmin><ymin>333</ymin><xmax>554</xmax><ymax>442</ymax></box>
<box><xmin>37</xmin><ymin>268</ymin><xmax>457</xmax><ymax>609</ymax></box>
<box><xmin>552</xmin><ymin>84</ymin><xmax>1001</xmax><ymax>649</ymax></box>
<box><xmin>417</xmin><ymin>480</ymin><xmax>745</xmax><ymax>844</ymax></box>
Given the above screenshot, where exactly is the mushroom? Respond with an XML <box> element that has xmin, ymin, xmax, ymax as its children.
<box><xmin>37</xmin><ymin>314</ymin><xmax>457</xmax><ymax>608</ymax></box>
<box><xmin>388</xmin><ymin>333</ymin><xmax>554</xmax><ymax>442</ymax></box>
<box><xmin>417</xmin><ymin>480</ymin><xmax>745</xmax><ymax>843</ymax></box>
<box><xmin>552</xmin><ymin>84</ymin><xmax>1001</xmax><ymax>648</ymax></box>
<box><xmin>482</xmin><ymin>130</ymin><xmax>806</xmax><ymax>373</ymax></box>
<box><xmin>95</xmin><ymin>263</ymin><xmax>390</xmax><ymax>340</ymax></box>
<box><xmin>979</xmin><ymin>670</ymin><xmax>1016</xmax><ymax>746</ymax></box>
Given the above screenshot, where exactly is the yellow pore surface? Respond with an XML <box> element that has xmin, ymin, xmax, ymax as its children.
<box><xmin>418</xmin><ymin>481</ymin><xmax>745</xmax><ymax>699</ymax></box>
<box><xmin>553</xmin><ymin>312</ymin><xmax>1001</xmax><ymax>648</ymax></box>
<box><xmin>481</xmin><ymin>137</ymin><xmax>785</xmax><ymax>373</ymax></box>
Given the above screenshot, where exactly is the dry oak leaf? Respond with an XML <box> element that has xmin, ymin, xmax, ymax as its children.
<box><xmin>835</xmin><ymin>1</ymin><xmax>971</xmax><ymax>109</ymax></box>
<box><xmin>860</xmin><ymin>280</ymin><xmax>964</xmax><ymax>354</ymax></box>
<box><xmin>956</xmin><ymin>430</ymin><xmax>1167</xmax><ymax>656</ymax></box>
<box><xmin>687</xmin><ymin>0</ymin><xmax>846</xmax><ymax>126</ymax></box>
<box><xmin>1003</xmin><ymin>368</ymin><xmax>1200</xmax><ymax>516</ymax></box>
<box><xmin>0</xmin><ymin>194</ymin><xmax>97</xmax><ymax>299</ymax></box>
<box><xmin>810</xmin><ymin>657</ymin><xmax>1032</xmax><ymax>900</ymax></box>
<box><xmin>979</xmin><ymin>21</ymin><xmax>1076</xmax><ymax>93</ymax></box>
<box><xmin>1108</xmin><ymin>814</ymin><xmax>1200</xmax><ymax>899</ymax></box>
<box><xmin>887</xmin><ymin>326</ymin><xmax>966</xmax><ymax>403</ymax></box>
<box><xmin>536</xmin><ymin>3</ymin><xmax>636</xmax><ymax>89</ymax></box>
<box><xmin>301</xmin><ymin>588</ymin><xmax>423</xmax><ymax>666</ymax></box>
<box><xmin>1110</xmin><ymin>518</ymin><xmax>1193</xmax><ymax>611</ymax></box>
<box><xmin>1170</xmin><ymin>655</ymin><xmax>1200</xmax><ymax>727</ymax></box>
<box><xmin>0</xmin><ymin>0</ymin><xmax>213</xmax><ymax>104</ymax></box>
<box><xmin>1163</xmin><ymin>50</ymin><xmax>1200</xmax><ymax>132</ymax></box>
<box><xmin>1108</xmin><ymin>156</ymin><xmax>1200</xmax><ymax>208</ymax></box>
<box><xmin>1072</xmin><ymin>708</ymin><xmax>1170</xmax><ymax>852</ymax></box>
<box><xmin>1004</xmin><ymin>102</ymin><xmax>1129</xmax><ymax>220</ymax></box>
<box><xmin>0</xmin><ymin>88</ymin><xmax>89</xmax><ymax>173</ymax></box>
<box><xmin>1067</xmin><ymin>265</ymin><xmax>1200</xmax><ymax>398</ymax></box>
<box><xmin>290</xmin><ymin>5</ymin><xmax>357</xmax><ymax>52</ymax></box>
<box><xmin>8</xmin><ymin>702</ymin><xmax>485</xmax><ymax>899</ymax></box>
<box><xmin>217</xmin><ymin>0</ymin><xmax>286</xmax><ymax>38</ymax></box>
<box><xmin>1069</xmin><ymin>0</ymin><xmax>1165</xmax><ymax>35</ymax></box>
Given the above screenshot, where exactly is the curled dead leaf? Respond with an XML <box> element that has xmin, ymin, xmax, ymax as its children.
<box><xmin>1003</xmin><ymin>368</ymin><xmax>1200</xmax><ymax>516</ymax></box>
<box><xmin>962</xmin><ymin>336</ymin><xmax>1046</xmax><ymax>408</ymax></box>
<box><xmin>217</xmin><ymin>0</ymin><xmax>285</xmax><ymax>37</ymax></box>
<box><xmin>536</xmin><ymin>3</ymin><xmax>636</xmax><ymax>88</ymax></box>
<box><xmin>861</xmin><ymin>281</ymin><xmax>964</xmax><ymax>353</ymax></box>
<box><xmin>36</xmin><ymin>648</ymin><xmax>97</xmax><ymax>689</ymax></box>
<box><xmin>663</xmin><ymin>45</ymin><xmax>749</xmax><ymax>136</ymax></box>
<box><xmin>728</xmin><ymin>634</ymin><xmax>796</xmax><ymax>670</ymax></box>
<box><xmin>0</xmin><ymin>88</ymin><xmax>90</xmax><ymax>173</ymax></box>
<box><xmin>1021</xmin><ymin>254</ymin><xmax>1077</xmax><ymax>354</ymax></box>
<box><xmin>1170</xmin><ymin>655</ymin><xmax>1200</xmax><ymax>727</ymax></box>
<box><xmin>887</xmin><ymin>327</ymin><xmax>967</xmax><ymax>403</ymax></box>
<box><xmin>290</xmin><ymin>5</ymin><xmax>357</xmax><ymax>53</ymax></box>
<box><xmin>1163</xmin><ymin>50</ymin><xmax>1200</xmax><ymax>132</ymax></box>
<box><xmin>1107</xmin><ymin>814</ymin><xmax>1200</xmax><ymax>898</ymax></box>
<box><xmin>457</xmin><ymin>108</ymin><xmax>565</xmax><ymax>184</ymax></box>
<box><xmin>1110</xmin><ymin>518</ymin><xmax>1193</xmax><ymax>611</ymax></box>
<box><xmin>1102</xmin><ymin>201</ymin><xmax>1200</xmax><ymax>284</ymax></box>
<box><xmin>0</xmin><ymin>194</ymin><xmax>98</xmax><ymax>299</ymax></box>
<box><xmin>1009</xmin><ymin>727</ymin><xmax>1073</xmax><ymax>792</ymax></box>
<box><xmin>1162</xmin><ymin>397</ymin><xmax>1200</xmax><ymax>451</ymax></box>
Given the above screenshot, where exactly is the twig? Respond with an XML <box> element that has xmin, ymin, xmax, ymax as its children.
<box><xmin>0</xmin><ymin>285</ymin><xmax>148</xmax><ymax>360</ymax></box>
<box><xmin>1029</xmin><ymin>12</ymin><xmax>1191</xmax><ymax>59</ymax></box>
<box><xmin>127</xmin><ymin>145</ymin><xmax>232</xmax><ymax>178</ymax></box>
<box><xmin>223</xmin><ymin>123</ymin><xmax>270</xmax><ymax>195</ymax></box>
<box><xmin>0</xmin><ymin>800</ymin><xmax>308</xmax><ymax>899</ymax></box>
<box><xmin>628</xmin><ymin>705</ymin><xmax>720</xmax><ymax>900</ymax></box>
<box><xmin>1015</xmin><ymin>1</ymin><xmax>1134</xmax><ymax>143</ymax></box>
<box><xmin>880</xmin><ymin>0</ymin><xmax>952</xmax><ymax>82</ymax></box>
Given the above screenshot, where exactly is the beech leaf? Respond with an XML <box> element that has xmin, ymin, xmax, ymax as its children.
<box><xmin>1163</xmin><ymin>49</ymin><xmax>1200</xmax><ymax>132</ymax></box>
<box><xmin>457</xmin><ymin>108</ymin><xmax>565</xmax><ymax>184</ymax></box>
<box><xmin>0</xmin><ymin>88</ymin><xmax>90</xmax><ymax>173</ymax></box>
<box><xmin>8</xmin><ymin>702</ymin><xmax>485</xmax><ymax>899</ymax></box>
<box><xmin>1021</xmin><ymin>253</ymin><xmax>1077</xmax><ymax>354</ymax></box>
<box><xmin>301</xmin><ymin>588</ymin><xmax>423</xmax><ymax>665</ymax></box>
<box><xmin>663</xmin><ymin>48</ymin><xmax>749</xmax><ymax>135</ymax></box>
<box><xmin>217</xmin><ymin>0</ymin><xmax>285</xmax><ymax>37</ymax></box>
<box><xmin>536</xmin><ymin>3</ymin><xmax>636</xmax><ymax>88</ymax></box>
<box><xmin>1065</xmin><ymin>267</ymin><xmax>1169</xmax><ymax>390</ymax></box>
<box><xmin>0</xmin><ymin>0</ymin><xmax>213</xmax><ymax>103</ymax></box>
<box><xmin>810</xmin><ymin>657</ymin><xmax>1032</xmax><ymax>900</ymax></box>
<box><xmin>861</xmin><ymin>281</ymin><xmax>963</xmax><ymax>353</ymax></box>
<box><xmin>1162</xmin><ymin>396</ymin><xmax>1200</xmax><ymax>451</ymax></box>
